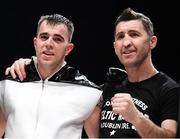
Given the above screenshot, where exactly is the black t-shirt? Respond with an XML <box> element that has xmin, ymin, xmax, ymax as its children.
<box><xmin>100</xmin><ymin>72</ymin><xmax>179</xmax><ymax>138</ymax></box>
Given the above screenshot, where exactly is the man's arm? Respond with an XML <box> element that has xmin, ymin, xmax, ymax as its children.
<box><xmin>111</xmin><ymin>93</ymin><xmax>177</xmax><ymax>138</ymax></box>
<box><xmin>130</xmin><ymin>111</ymin><xmax>177</xmax><ymax>138</ymax></box>
<box><xmin>84</xmin><ymin>106</ymin><xmax>101</xmax><ymax>138</ymax></box>
<box><xmin>0</xmin><ymin>111</ymin><xmax>5</xmax><ymax>137</ymax></box>
<box><xmin>5</xmin><ymin>58</ymin><xmax>31</xmax><ymax>81</ymax></box>
<box><xmin>84</xmin><ymin>96</ymin><xmax>103</xmax><ymax>138</ymax></box>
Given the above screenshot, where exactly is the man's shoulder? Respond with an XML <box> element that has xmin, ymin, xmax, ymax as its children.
<box><xmin>105</xmin><ymin>67</ymin><xmax>127</xmax><ymax>82</ymax></box>
<box><xmin>156</xmin><ymin>72</ymin><xmax>179</xmax><ymax>91</ymax></box>
<box><xmin>100</xmin><ymin>67</ymin><xmax>127</xmax><ymax>91</ymax></box>
<box><xmin>159</xmin><ymin>72</ymin><xmax>178</xmax><ymax>85</ymax></box>
<box><xmin>50</xmin><ymin>64</ymin><xmax>101</xmax><ymax>90</ymax></box>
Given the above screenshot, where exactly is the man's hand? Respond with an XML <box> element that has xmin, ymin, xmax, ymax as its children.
<box><xmin>111</xmin><ymin>93</ymin><xmax>141</xmax><ymax>124</ymax></box>
<box><xmin>5</xmin><ymin>58</ymin><xmax>31</xmax><ymax>81</ymax></box>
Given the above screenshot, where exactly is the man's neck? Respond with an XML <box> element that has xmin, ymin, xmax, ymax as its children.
<box><xmin>37</xmin><ymin>61</ymin><xmax>66</xmax><ymax>80</ymax></box>
<box><xmin>125</xmin><ymin>62</ymin><xmax>158</xmax><ymax>83</ymax></box>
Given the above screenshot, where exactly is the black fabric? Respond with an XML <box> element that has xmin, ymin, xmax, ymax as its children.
<box><xmin>100</xmin><ymin>68</ymin><xmax>179</xmax><ymax>138</ymax></box>
<box><xmin>5</xmin><ymin>57</ymin><xmax>101</xmax><ymax>90</ymax></box>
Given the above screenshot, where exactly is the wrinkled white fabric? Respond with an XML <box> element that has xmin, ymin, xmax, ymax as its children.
<box><xmin>0</xmin><ymin>80</ymin><xmax>102</xmax><ymax>138</ymax></box>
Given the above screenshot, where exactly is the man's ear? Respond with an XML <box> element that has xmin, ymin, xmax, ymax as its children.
<box><xmin>113</xmin><ymin>41</ymin><xmax>117</xmax><ymax>47</ymax></box>
<box><xmin>33</xmin><ymin>37</ymin><xmax>37</xmax><ymax>48</ymax></box>
<box><xmin>65</xmin><ymin>43</ymin><xmax>74</xmax><ymax>56</ymax></box>
<box><xmin>150</xmin><ymin>36</ymin><xmax>157</xmax><ymax>50</ymax></box>
<box><xmin>113</xmin><ymin>41</ymin><xmax>118</xmax><ymax>55</ymax></box>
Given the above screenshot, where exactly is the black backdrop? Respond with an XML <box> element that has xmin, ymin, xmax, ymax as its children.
<box><xmin>1</xmin><ymin>0</ymin><xmax>179</xmax><ymax>84</ymax></box>
<box><xmin>0</xmin><ymin>0</ymin><xmax>179</xmax><ymax>138</ymax></box>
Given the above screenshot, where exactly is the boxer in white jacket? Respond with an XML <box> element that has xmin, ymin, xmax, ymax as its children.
<box><xmin>0</xmin><ymin>57</ymin><xmax>102</xmax><ymax>138</ymax></box>
<box><xmin>0</xmin><ymin>13</ymin><xmax>102</xmax><ymax>138</ymax></box>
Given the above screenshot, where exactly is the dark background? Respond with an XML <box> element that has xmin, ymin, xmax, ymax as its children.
<box><xmin>1</xmin><ymin>1</ymin><xmax>179</xmax><ymax>84</ymax></box>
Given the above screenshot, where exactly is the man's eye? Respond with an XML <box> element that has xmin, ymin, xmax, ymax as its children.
<box><xmin>130</xmin><ymin>32</ymin><xmax>139</xmax><ymax>37</ymax></box>
<box><xmin>116</xmin><ymin>35</ymin><xmax>124</xmax><ymax>40</ymax></box>
<box><xmin>53</xmin><ymin>37</ymin><xmax>63</xmax><ymax>42</ymax></box>
<box><xmin>40</xmin><ymin>35</ymin><xmax>48</xmax><ymax>40</ymax></box>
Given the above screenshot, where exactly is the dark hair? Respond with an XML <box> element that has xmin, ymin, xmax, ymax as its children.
<box><xmin>115</xmin><ymin>8</ymin><xmax>154</xmax><ymax>37</ymax></box>
<box><xmin>37</xmin><ymin>14</ymin><xmax>74</xmax><ymax>42</ymax></box>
